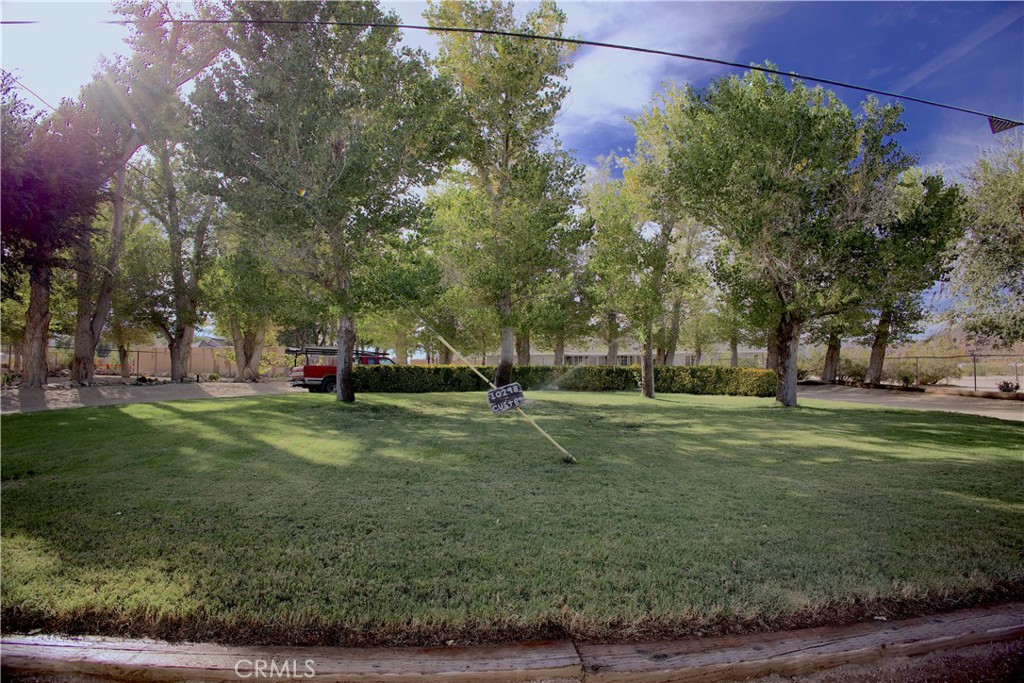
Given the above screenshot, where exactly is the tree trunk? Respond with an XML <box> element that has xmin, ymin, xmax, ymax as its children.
<box><xmin>495</xmin><ymin>291</ymin><xmax>514</xmax><ymax>387</ymax></box>
<box><xmin>662</xmin><ymin>298</ymin><xmax>682</xmax><ymax>366</ymax></box>
<box><xmin>167</xmin><ymin>325</ymin><xmax>195</xmax><ymax>381</ymax></box>
<box><xmin>71</xmin><ymin>235</ymin><xmax>97</xmax><ymax>385</ymax></box>
<box><xmin>822</xmin><ymin>333</ymin><xmax>841</xmax><ymax>383</ymax></box>
<box><xmin>395</xmin><ymin>329</ymin><xmax>408</xmax><ymax>365</ymax></box>
<box><xmin>729</xmin><ymin>334</ymin><xmax>739</xmax><ymax>367</ymax></box>
<box><xmin>693</xmin><ymin>348</ymin><xmax>703</xmax><ymax>366</ymax></box>
<box><xmin>230</xmin><ymin>319</ymin><xmax>266</xmax><ymax>381</ymax></box>
<box><xmin>118</xmin><ymin>345</ymin><xmax>131</xmax><ymax>379</ymax></box>
<box><xmin>640</xmin><ymin>328</ymin><xmax>656</xmax><ymax>398</ymax></box>
<box><xmin>21</xmin><ymin>262</ymin><xmax>53</xmax><ymax>387</ymax></box>
<box><xmin>773</xmin><ymin>312</ymin><xmax>800</xmax><ymax>407</ymax></box>
<box><xmin>439</xmin><ymin>346</ymin><xmax>453</xmax><ymax>364</ymax></box>
<box><xmin>605</xmin><ymin>312</ymin><xmax>618</xmax><ymax>366</ymax></box>
<box><xmin>515</xmin><ymin>331</ymin><xmax>530</xmax><ymax>366</ymax></box>
<box><xmin>71</xmin><ymin>168</ymin><xmax>127</xmax><ymax>385</ymax></box>
<box><xmin>553</xmin><ymin>336</ymin><xmax>565</xmax><ymax>366</ymax></box>
<box><xmin>336</xmin><ymin>312</ymin><xmax>357</xmax><ymax>402</ymax></box>
<box><xmin>766</xmin><ymin>328</ymin><xmax>779</xmax><ymax>371</ymax></box>
<box><xmin>866</xmin><ymin>308</ymin><xmax>892</xmax><ymax>385</ymax></box>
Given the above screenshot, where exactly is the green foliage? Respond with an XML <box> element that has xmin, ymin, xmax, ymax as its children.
<box><xmin>424</xmin><ymin>0</ymin><xmax>582</xmax><ymax>377</ymax></box>
<box><xmin>653</xmin><ymin>366</ymin><xmax>777</xmax><ymax>396</ymax></box>
<box><xmin>110</xmin><ymin>218</ymin><xmax>171</xmax><ymax>335</ymax></box>
<box><xmin>837</xmin><ymin>357</ymin><xmax>869</xmax><ymax>383</ymax></box>
<box><xmin>555</xmin><ymin>366</ymin><xmax>638</xmax><ymax>392</ymax></box>
<box><xmin>646</xmin><ymin>68</ymin><xmax>913</xmax><ymax>403</ymax></box>
<box><xmin>207</xmin><ymin>372</ymin><xmax>220</xmax><ymax>382</ymax></box>
<box><xmin>881</xmin><ymin>358</ymin><xmax>961</xmax><ymax>387</ymax></box>
<box><xmin>349</xmin><ymin>364</ymin><xmax>775</xmax><ymax>397</ymax></box>
<box><xmin>861</xmin><ymin>171</ymin><xmax>965</xmax><ymax>347</ymax></box>
<box><xmin>948</xmin><ymin>134</ymin><xmax>1024</xmax><ymax>347</ymax></box>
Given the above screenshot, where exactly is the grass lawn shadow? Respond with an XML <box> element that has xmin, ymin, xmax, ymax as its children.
<box><xmin>2</xmin><ymin>390</ymin><xmax>1021</xmax><ymax>646</ymax></box>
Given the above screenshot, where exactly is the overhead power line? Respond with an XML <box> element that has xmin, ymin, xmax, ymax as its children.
<box><xmin>6</xmin><ymin>15</ymin><xmax>1021</xmax><ymax>130</ymax></box>
<box><xmin>98</xmin><ymin>16</ymin><xmax>1023</xmax><ymax>133</ymax></box>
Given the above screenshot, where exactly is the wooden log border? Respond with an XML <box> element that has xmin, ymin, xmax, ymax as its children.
<box><xmin>2</xmin><ymin>602</ymin><xmax>1022</xmax><ymax>683</ymax></box>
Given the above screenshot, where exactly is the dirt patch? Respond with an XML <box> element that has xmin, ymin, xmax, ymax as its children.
<box><xmin>798</xmin><ymin>384</ymin><xmax>1024</xmax><ymax>421</ymax></box>
<box><xmin>0</xmin><ymin>379</ymin><xmax>306</xmax><ymax>415</ymax></box>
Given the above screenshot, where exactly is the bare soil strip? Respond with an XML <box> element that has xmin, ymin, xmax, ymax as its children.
<box><xmin>3</xmin><ymin>602</ymin><xmax>1021</xmax><ymax>683</ymax></box>
<box><xmin>0</xmin><ymin>381</ymin><xmax>304</xmax><ymax>415</ymax></box>
<box><xmin>797</xmin><ymin>383</ymin><xmax>1024</xmax><ymax>421</ymax></box>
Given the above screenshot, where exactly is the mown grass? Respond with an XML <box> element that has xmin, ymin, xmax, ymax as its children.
<box><xmin>1</xmin><ymin>391</ymin><xmax>1022</xmax><ymax>645</ymax></box>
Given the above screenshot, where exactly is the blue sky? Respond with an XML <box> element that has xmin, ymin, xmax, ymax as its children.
<box><xmin>3</xmin><ymin>1</ymin><xmax>1022</xmax><ymax>179</ymax></box>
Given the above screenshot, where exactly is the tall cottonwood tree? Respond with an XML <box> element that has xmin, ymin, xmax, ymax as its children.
<box><xmin>67</xmin><ymin>1</ymin><xmax>224</xmax><ymax>384</ymax></box>
<box><xmin>1</xmin><ymin>78</ymin><xmax>121</xmax><ymax>386</ymax></box>
<box><xmin>862</xmin><ymin>172</ymin><xmax>963</xmax><ymax>383</ymax></box>
<box><xmin>191</xmin><ymin>0</ymin><xmax>458</xmax><ymax>401</ymax></box>
<box><xmin>130</xmin><ymin>154</ymin><xmax>220</xmax><ymax>380</ymax></box>
<box><xmin>206</xmin><ymin>236</ymin><xmax>288</xmax><ymax>380</ymax></box>
<box><xmin>948</xmin><ymin>134</ymin><xmax>1024</xmax><ymax>347</ymax></box>
<box><xmin>425</xmin><ymin>0</ymin><xmax>576</xmax><ymax>386</ymax></box>
<box><xmin>591</xmin><ymin>102</ymin><xmax>709</xmax><ymax>398</ymax></box>
<box><xmin>655</xmin><ymin>70</ymin><xmax>911</xmax><ymax>405</ymax></box>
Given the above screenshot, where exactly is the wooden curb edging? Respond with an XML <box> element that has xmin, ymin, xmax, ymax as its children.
<box><xmin>3</xmin><ymin>602</ymin><xmax>1023</xmax><ymax>683</ymax></box>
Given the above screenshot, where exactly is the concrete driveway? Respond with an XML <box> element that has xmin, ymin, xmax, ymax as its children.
<box><xmin>798</xmin><ymin>383</ymin><xmax>1024</xmax><ymax>422</ymax></box>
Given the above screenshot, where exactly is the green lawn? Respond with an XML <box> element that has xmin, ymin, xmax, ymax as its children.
<box><xmin>2</xmin><ymin>391</ymin><xmax>1022</xmax><ymax>645</ymax></box>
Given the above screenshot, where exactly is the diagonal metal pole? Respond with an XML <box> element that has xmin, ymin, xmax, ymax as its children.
<box><xmin>431</xmin><ymin>333</ymin><xmax>577</xmax><ymax>464</ymax></box>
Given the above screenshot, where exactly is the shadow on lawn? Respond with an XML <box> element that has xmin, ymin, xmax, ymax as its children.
<box><xmin>2</xmin><ymin>392</ymin><xmax>1022</xmax><ymax>646</ymax></box>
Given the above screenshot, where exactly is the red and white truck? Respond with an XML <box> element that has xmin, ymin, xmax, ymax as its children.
<box><xmin>287</xmin><ymin>346</ymin><xmax>395</xmax><ymax>393</ymax></box>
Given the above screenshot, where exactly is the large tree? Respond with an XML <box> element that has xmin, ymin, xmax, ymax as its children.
<box><xmin>586</xmin><ymin>126</ymin><xmax>708</xmax><ymax>398</ymax></box>
<box><xmin>191</xmin><ymin>0</ymin><xmax>457</xmax><ymax>401</ymax></box>
<box><xmin>205</xmin><ymin>236</ymin><xmax>288</xmax><ymax>381</ymax></box>
<box><xmin>948</xmin><ymin>134</ymin><xmax>1024</xmax><ymax>347</ymax></box>
<box><xmin>1</xmin><ymin>77</ymin><xmax>121</xmax><ymax>386</ymax></box>
<box><xmin>655</xmin><ymin>70</ymin><xmax>911</xmax><ymax>405</ymax></box>
<box><xmin>424</xmin><ymin>0</ymin><xmax>576</xmax><ymax>386</ymax></box>
<box><xmin>861</xmin><ymin>172</ymin><xmax>963</xmax><ymax>383</ymax></box>
<box><xmin>66</xmin><ymin>1</ymin><xmax>223</xmax><ymax>384</ymax></box>
<box><xmin>428</xmin><ymin>151</ymin><xmax>587</xmax><ymax>375</ymax></box>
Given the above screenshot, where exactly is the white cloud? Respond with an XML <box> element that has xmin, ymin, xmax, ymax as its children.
<box><xmin>383</xmin><ymin>1</ymin><xmax>786</xmax><ymax>161</ymax></box>
<box><xmin>915</xmin><ymin>113</ymin><xmax>1004</xmax><ymax>183</ymax></box>
<box><xmin>887</xmin><ymin>5</ymin><xmax>1024</xmax><ymax>95</ymax></box>
<box><xmin>557</xmin><ymin>1</ymin><xmax>788</xmax><ymax>133</ymax></box>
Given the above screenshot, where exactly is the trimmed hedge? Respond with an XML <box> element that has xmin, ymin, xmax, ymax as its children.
<box><xmin>351</xmin><ymin>364</ymin><xmax>776</xmax><ymax>397</ymax></box>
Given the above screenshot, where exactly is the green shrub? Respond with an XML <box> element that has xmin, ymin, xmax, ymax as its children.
<box><xmin>881</xmin><ymin>356</ymin><xmax>962</xmax><ymax>386</ymax></box>
<box><xmin>351</xmin><ymin>364</ymin><xmax>776</xmax><ymax>397</ymax></box>
<box><xmin>654</xmin><ymin>365</ymin><xmax>776</xmax><ymax>396</ymax></box>
<box><xmin>207</xmin><ymin>372</ymin><xmax>220</xmax><ymax>382</ymax></box>
<box><xmin>837</xmin><ymin>357</ymin><xmax>868</xmax><ymax>383</ymax></box>
<box><xmin>554</xmin><ymin>365</ymin><xmax>636</xmax><ymax>391</ymax></box>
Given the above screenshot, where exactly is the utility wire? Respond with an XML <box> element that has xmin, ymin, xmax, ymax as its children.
<box><xmin>97</xmin><ymin>16</ymin><xmax>1024</xmax><ymax>130</ymax></box>
<box><xmin>4</xmin><ymin>71</ymin><xmax>57</xmax><ymax>111</ymax></box>
<box><xmin>6</xmin><ymin>16</ymin><xmax>1021</xmax><ymax>127</ymax></box>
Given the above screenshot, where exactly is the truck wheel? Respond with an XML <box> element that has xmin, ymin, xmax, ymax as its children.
<box><xmin>320</xmin><ymin>377</ymin><xmax>336</xmax><ymax>394</ymax></box>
